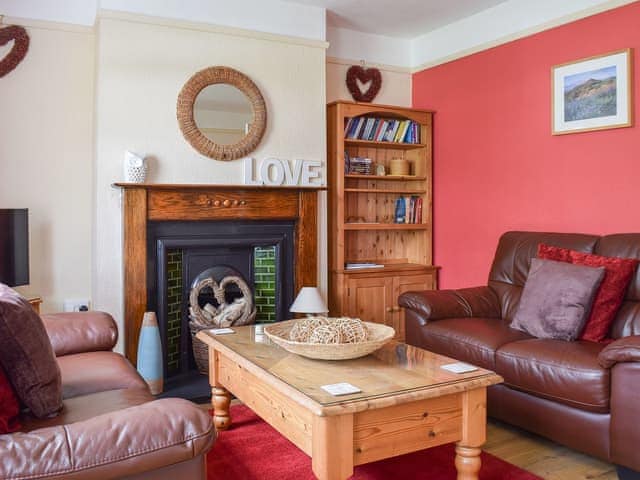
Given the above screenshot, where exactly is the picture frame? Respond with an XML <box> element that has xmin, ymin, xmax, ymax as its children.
<box><xmin>552</xmin><ymin>48</ymin><xmax>633</xmax><ymax>135</ymax></box>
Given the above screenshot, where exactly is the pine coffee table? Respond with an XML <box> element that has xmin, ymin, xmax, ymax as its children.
<box><xmin>197</xmin><ymin>325</ymin><xmax>502</xmax><ymax>480</ymax></box>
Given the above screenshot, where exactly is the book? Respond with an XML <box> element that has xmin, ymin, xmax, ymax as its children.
<box><xmin>345</xmin><ymin>262</ymin><xmax>384</xmax><ymax>270</ymax></box>
<box><xmin>404</xmin><ymin>196</ymin><xmax>410</xmax><ymax>223</ymax></box>
<box><xmin>375</xmin><ymin>120</ymin><xmax>388</xmax><ymax>141</ymax></box>
<box><xmin>353</xmin><ymin>117</ymin><xmax>366</xmax><ymax>138</ymax></box>
<box><xmin>394</xmin><ymin>197</ymin><xmax>405</xmax><ymax>223</ymax></box>
<box><xmin>363</xmin><ymin>118</ymin><xmax>373</xmax><ymax>140</ymax></box>
<box><xmin>369</xmin><ymin>119</ymin><xmax>381</xmax><ymax>140</ymax></box>
<box><xmin>397</xmin><ymin>121</ymin><xmax>411</xmax><ymax>142</ymax></box>
<box><xmin>415</xmin><ymin>197</ymin><xmax>423</xmax><ymax>224</ymax></box>
<box><xmin>386</xmin><ymin>121</ymin><xmax>400</xmax><ymax>142</ymax></box>
<box><xmin>346</xmin><ymin>118</ymin><xmax>360</xmax><ymax>138</ymax></box>
<box><xmin>344</xmin><ymin>117</ymin><xmax>354</xmax><ymax>136</ymax></box>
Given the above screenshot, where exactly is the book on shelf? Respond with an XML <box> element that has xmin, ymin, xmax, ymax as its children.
<box><xmin>345</xmin><ymin>262</ymin><xmax>384</xmax><ymax>270</ymax></box>
<box><xmin>394</xmin><ymin>195</ymin><xmax>423</xmax><ymax>224</ymax></box>
<box><xmin>343</xmin><ymin>116</ymin><xmax>421</xmax><ymax>144</ymax></box>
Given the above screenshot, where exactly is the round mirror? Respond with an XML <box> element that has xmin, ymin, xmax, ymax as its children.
<box><xmin>194</xmin><ymin>84</ymin><xmax>254</xmax><ymax>146</ymax></box>
<box><xmin>177</xmin><ymin>67</ymin><xmax>267</xmax><ymax>161</ymax></box>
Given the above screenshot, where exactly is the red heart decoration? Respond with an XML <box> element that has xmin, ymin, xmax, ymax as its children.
<box><xmin>346</xmin><ymin>65</ymin><xmax>382</xmax><ymax>103</ymax></box>
<box><xmin>0</xmin><ymin>26</ymin><xmax>30</xmax><ymax>78</ymax></box>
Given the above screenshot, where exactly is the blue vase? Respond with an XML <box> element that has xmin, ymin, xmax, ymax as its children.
<box><xmin>137</xmin><ymin>312</ymin><xmax>163</xmax><ymax>394</ymax></box>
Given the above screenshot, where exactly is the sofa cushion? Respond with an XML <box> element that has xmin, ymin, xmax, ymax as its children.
<box><xmin>511</xmin><ymin>259</ymin><xmax>605</xmax><ymax>341</ymax></box>
<box><xmin>411</xmin><ymin>317</ymin><xmax>533</xmax><ymax>370</ymax></box>
<box><xmin>58</xmin><ymin>351</ymin><xmax>149</xmax><ymax>399</ymax></box>
<box><xmin>0</xmin><ymin>365</ymin><xmax>21</xmax><ymax>433</ymax></box>
<box><xmin>0</xmin><ymin>284</ymin><xmax>62</xmax><ymax>418</ymax></box>
<box><xmin>496</xmin><ymin>339</ymin><xmax>609</xmax><ymax>413</ymax></box>
<box><xmin>538</xmin><ymin>244</ymin><xmax>639</xmax><ymax>342</ymax></box>
<box><xmin>20</xmin><ymin>388</ymin><xmax>153</xmax><ymax>433</ymax></box>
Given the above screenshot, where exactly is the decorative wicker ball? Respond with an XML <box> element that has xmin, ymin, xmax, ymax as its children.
<box><xmin>289</xmin><ymin>316</ymin><xmax>328</xmax><ymax>342</ymax></box>
<box><xmin>309</xmin><ymin>324</ymin><xmax>342</xmax><ymax>344</ymax></box>
<box><xmin>289</xmin><ymin>316</ymin><xmax>369</xmax><ymax>344</ymax></box>
<box><xmin>334</xmin><ymin>317</ymin><xmax>369</xmax><ymax>343</ymax></box>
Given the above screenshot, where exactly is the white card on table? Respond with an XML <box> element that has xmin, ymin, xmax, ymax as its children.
<box><xmin>321</xmin><ymin>382</ymin><xmax>362</xmax><ymax>396</ymax></box>
<box><xmin>207</xmin><ymin>328</ymin><xmax>235</xmax><ymax>335</ymax></box>
<box><xmin>441</xmin><ymin>362</ymin><xmax>478</xmax><ymax>374</ymax></box>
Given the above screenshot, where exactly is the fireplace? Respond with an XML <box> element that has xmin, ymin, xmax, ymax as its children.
<box><xmin>115</xmin><ymin>183</ymin><xmax>320</xmax><ymax>372</ymax></box>
<box><xmin>148</xmin><ymin>220</ymin><xmax>295</xmax><ymax>378</ymax></box>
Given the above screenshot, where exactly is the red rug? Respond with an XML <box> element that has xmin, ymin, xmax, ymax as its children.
<box><xmin>207</xmin><ymin>405</ymin><xmax>541</xmax><ymax>479</ymax></box>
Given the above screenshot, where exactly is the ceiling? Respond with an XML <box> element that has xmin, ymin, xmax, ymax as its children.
<box><xmin>283</xmin><ymin>0</ymin><xmax>509</xmax><ymax>38</ymax></box>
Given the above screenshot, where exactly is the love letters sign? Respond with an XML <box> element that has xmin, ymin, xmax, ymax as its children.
<box><xmin>244</xmin><ymin>158</ymin><xmax>323</xmax><ymax>186</ymax></box>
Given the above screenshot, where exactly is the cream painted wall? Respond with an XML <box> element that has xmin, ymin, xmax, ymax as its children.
<box><xmin>0</xmin><ymin>22</ymin><xmax>94</xmax><ymax>313</ymax></box>
<box><xmin>326</xmin><ymin>58</ymin><xmax>411</xmax><ymax>107</ymax></box>
<box><xmin>94</xmin><ymin>14</ymin><xmax>327</xmax><ymax>352</ymax></box>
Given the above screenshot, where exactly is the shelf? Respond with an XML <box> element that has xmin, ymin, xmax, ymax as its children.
<box><xmin>344</xmin><ymin>188</ymin><xmax>426</xmax><ymax>194</ymax></box>
<box><xmin>343</xmin><ymin>223</ymin><xmax>429</xmax><ymax>231</ymax></box>
<box><xmin>345</xmin><ymin>174</ymin><xmax>426</xmax><ymax>181</ymax></box>
<box><xmin>344</xmin><ymin>139</ymin><xmax>426</xmax><ymax>150</ymax></box>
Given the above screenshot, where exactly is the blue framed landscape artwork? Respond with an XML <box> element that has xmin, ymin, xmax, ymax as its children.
<box><xmin>552</xmin><ymin>49</ymin><xmax>632</xmax><ymax>135</ymax></box>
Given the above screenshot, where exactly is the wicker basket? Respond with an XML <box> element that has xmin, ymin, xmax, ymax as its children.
<box><xmin>189</xmin><ymin>322</ymin><xmax>210</xmax><ymax>375</ymax></box>
<box><xmin>264</xmin><ymin>319</ymin><xmax>395</xmax><ymax>360</ymax></box>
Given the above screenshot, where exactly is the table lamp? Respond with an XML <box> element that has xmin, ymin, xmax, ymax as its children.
<box><xmin>289</xmin><ymin>287</ymin><xmax>328</xmax><ymax>317</ymax></box>
<box><xmin>0</xmin><ymin>209</ymin><xmax>29</xmax><ymax>287</ymax></box>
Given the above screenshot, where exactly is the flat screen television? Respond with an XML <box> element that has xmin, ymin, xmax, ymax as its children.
<box><xmin>0</xmin><ymin>209</ymin><xmax>29</xmax><ymax>287</ymax></box>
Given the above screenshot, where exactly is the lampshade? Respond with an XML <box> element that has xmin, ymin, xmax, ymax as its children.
<box><xmin>290</xmin><ymin>287</ymin><xmax>328</xmax><ymax>314</ymax></box>
<box><xmin>0</xmin><ymin>209</ymin><xmax>29</xmax><ymax>287</ymax></box>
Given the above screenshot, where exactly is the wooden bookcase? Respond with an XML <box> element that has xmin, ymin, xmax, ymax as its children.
<box><xmin>327</xmin><ymin>101</ymin><xmax>438</xmax><ymax>340</ymax></box>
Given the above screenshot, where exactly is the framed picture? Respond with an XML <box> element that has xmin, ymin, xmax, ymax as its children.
<box><xmin>552</xmin><ymin>49</ymin><xmax>633</xmax><ymax>135</ymax></box>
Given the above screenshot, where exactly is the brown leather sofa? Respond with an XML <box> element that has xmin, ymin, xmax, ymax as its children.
<box><xmin>0</xmin><ymin>311</ymin><xmax>215</xmax><ymax>479</ymax></box>
<box><xmin>399</xmin><ymin>231</ymin><xmax>640</xmax><ymax>473</ymax></box>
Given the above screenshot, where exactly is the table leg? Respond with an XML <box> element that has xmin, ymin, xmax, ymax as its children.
<box><xmin>455</xmin><ymin>388</ymin><xmax>486</xmax><ymax>480</ymax></box>
<box><xmin>311</xmin><ymin>414</ymin><xmax>354</xmax><ymax>480</ymax></box>
<box><xmin>209</xmin><ymin>347</ymin><xmax>232</xmax><ymax>430</ymax></box>
<box><xmin>212</xmin><ymin>386</ymin><xmax>232</xmax><ymax>431</ymax></box>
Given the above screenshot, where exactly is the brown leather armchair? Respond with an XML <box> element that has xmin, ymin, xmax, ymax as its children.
<box><xmin>399</xmin><ymin>231</ymin><xmax>640</xmax><ymax>474</ymax></box>
<box><xmin>0</xmin><ymin>312</ymin><xmax>215</xmax><ymax>479</ymax></box>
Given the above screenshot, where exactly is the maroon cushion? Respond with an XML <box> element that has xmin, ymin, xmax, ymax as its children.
<box><xmin>0</xmin><ymin>365</ymin><xmax>21</xmax><ymax>433</ymax></box>
<box><xmin>0</xmin><ymin>284</ymin><xmax>62</xmax><ymax>418</ymax></box>
<box><xmin>511</xmin><ymin>259</ymin><xmax>605</xmax><ymax>341</ymax></box>
<box><xmin>538</xmin><ymin>244</ymin><xmax>639</xmax><ymax>342</ymax></box>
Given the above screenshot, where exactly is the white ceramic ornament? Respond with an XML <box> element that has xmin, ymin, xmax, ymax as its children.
<box><xmin>124</xmin><ymin>151</ymin><xmax>148</xmax><ymax>183</ymax></box>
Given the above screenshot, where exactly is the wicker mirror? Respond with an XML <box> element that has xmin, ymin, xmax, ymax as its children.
<box><xmin>177</xmin><ymin>66</ymin><xmax>267</xmax><ymax>161</ymax></box>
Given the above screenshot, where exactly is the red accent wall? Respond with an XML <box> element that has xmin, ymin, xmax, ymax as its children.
<box><xmin>413</xmin><ymin>2</ymin><xmax>640</xmax><ymax>289</ymax></box>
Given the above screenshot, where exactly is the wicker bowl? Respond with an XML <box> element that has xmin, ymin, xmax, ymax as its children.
<box><xmin>263</xmin><ymin>319</ymin><xmax>395</xmax><ymax>360</ymax></box>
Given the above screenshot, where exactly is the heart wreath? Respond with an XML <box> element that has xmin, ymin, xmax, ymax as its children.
<box><xmin>346</xmin><ymin>65</ymin><xmax>382</xmax><ymax>103</ymax></box>
<box><xmin>0</xmin><ymin>25</ymin><xmax>30</xmax><ymax>78</ymax></box>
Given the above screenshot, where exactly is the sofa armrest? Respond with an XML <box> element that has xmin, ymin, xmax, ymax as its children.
<box><xmin>42</xmin><ymin>312</ymin><xmax>118</xmax><ymax>357</ymax></box>
<box><xmin>598</xmin><ymin>335</ymin><xmax>640</xmax><ymax>369</ymax></box>
<box><xmin>398</xmin><ymin>286</ymin><xmax>501</xmax><ymax>323</ymax></box>
<box><xmin>0</xmin><ymin>398</ymin><xmax>215</xmax><ymax>480</ymax></box>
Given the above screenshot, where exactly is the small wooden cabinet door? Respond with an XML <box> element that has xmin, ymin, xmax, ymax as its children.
<box><xmin>346</xmin><ymin>276</ymin><xmax>395</xmax><ymax>333</ymax></box>
<box><xmin>394</xmin><ymin>273</ymin><xmax>436</xmax><ymax>341</ymax></box>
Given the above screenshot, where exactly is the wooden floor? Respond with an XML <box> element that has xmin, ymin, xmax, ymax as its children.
<box><xmin>485</xmin><ymin>418</ymin><xmax>618</xmax><ymax>480</ymax></box>
<box><xmin>206</xmin><ymin>400</ymin><xmax>618</xmax><ymax>479</ymax></box>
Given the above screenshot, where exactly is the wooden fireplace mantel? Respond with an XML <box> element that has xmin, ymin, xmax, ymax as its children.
<box><xmin>114</xmin><ymin>183</ymin><xmax>322</xmax><ymax>363</ymax></box>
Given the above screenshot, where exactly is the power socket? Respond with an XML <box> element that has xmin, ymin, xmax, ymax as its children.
<box><xmin>63</xmin><ymin>299</ymin><xmax>91</xmax><ymax>312</ymax></box>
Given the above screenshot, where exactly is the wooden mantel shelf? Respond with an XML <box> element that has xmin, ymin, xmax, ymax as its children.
<box><xmin>113</xmin><ymin>183</ymin><xmax>326</xmax><ymax>191</ymax></box>
<box><xmin>118</xmin><ymin>183</ymin><xmax>320</xmax><ymax>363</ymax></box>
